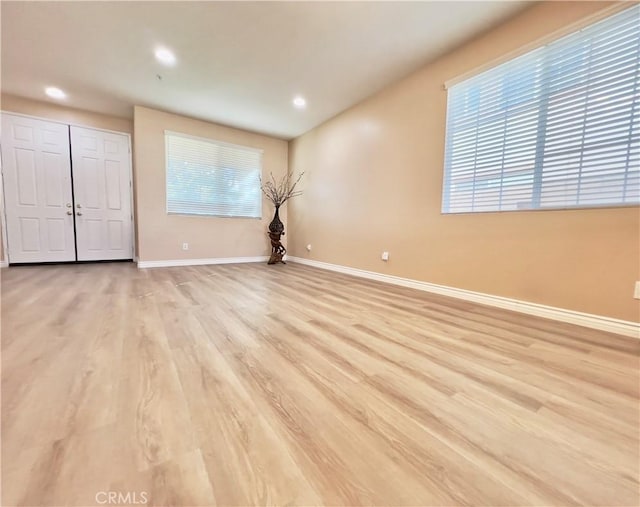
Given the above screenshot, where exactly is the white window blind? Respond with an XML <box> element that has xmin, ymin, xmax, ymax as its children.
<box><xmin>165</xmin><ymin>131</ymin><xmax>262</xmax><ymax>218</ymax></box>
<box><xmin>442</xmin><ymin>5</ymin><xmax>640</xmax><ymax>213</ymax></box>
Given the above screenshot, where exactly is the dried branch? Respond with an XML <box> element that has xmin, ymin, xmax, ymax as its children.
<box><xmin>260</xmin><ymin>171</ymin><xmax>304</xmax><ymax>207</ymax></box>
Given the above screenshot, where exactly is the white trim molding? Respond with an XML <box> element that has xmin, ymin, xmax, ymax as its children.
<box><xmin>137</xmin><ymin>256</ymin><xmax>269</xmax><ymax>269</ymax></box>
<box><xmin>0</xmin><ymin>260</ymin><xmax>8</xmax><ymax>268</ymax></box>
<box><xmin>288</xmin><ymin>256</ymin><xmax>640</xmax><ymax>339</ymax></box>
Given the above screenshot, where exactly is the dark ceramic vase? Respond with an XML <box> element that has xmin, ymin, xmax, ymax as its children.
<box><xmin>268</xmin><ymin>205</ymin><xmax>285</xmax><ymax>235</ymax></box>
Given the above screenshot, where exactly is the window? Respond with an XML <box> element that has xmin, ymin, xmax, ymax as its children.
<box><xmin>165</xmin><ymin>131</ymin><xmax>263</xmax><ymax>218</ymax></box>
<box><xmin>442</xmin><ymin>6</ymin><xmax>640</xmax><ymax>213</ymax></box>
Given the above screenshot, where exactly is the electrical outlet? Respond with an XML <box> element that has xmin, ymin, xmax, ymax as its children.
<box><xmin>634</xmin><ymin>281</ymin><xmax>640</xmax><ymax>300</ymax></box>
<box><xmin>306</xmin><ymin>244</ymin><xmax>312</xmax><ymax>252</ymax></box>
<box><xmin>381</xmin><ymin>251</ymin><xmax>389</xmax><ymax>261</ymax></box>
<box><xmin>182</xmin><ymin>242</ymin><xmax>189</xmax><ymax>251</ymax></box>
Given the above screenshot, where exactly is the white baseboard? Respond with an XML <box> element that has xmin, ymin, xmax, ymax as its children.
<box><xmin>137</xmin><ymin>256</ymin><xmax>269</xmax><ymax>269</ymax></box>
<box><xmin>0</xmin><ymin>259</ymin><xmax>8</xmax><ymax>268</ymax></box>
<box><xmin>288</xmin><ymin>256</ymin><xmax>640</xmax><ymax>339</ymax></box>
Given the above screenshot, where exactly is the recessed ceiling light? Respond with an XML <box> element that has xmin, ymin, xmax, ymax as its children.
<box><xmin>293</xmin><ymin>96</ymin><xmax>306</xmax><ymax>109</ymax></box>
<box><xmin>155</xmin><ymin>47</ymin><xmax>176</xmax><ymax>66</ymax></box>
<box><xmin>45</xmin><ymin>87</ymin><xmax>66</xmax><ymax>100</ymax></box>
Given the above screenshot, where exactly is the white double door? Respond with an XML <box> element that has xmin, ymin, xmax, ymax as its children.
<box><xmin>1</xmin><ymin>114</ymin><xmax>133</xmax><ymax>263</ymax></box>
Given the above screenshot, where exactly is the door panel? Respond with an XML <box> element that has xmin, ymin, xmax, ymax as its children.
<box><xmin>47</xmin><ymin>218</ymin><xmax>68</xmax><ymax>251</ymax></box>
<box><xmin>19</xmin><ymin>217</ymin><xmax>40</xmax><ymax>251</ymax></box>
<box><xmin>70</xmin><ymin>126</ymin><xmax>132</xmax><ymax>261</ymax></box>
<box><xmin>15</xmin><ymin>149</ymin><xmax>37</xmax><ymax>204</ymax></box>
<box><xmin>1</xmin><ymin>114</ymin><xmax>76</xmax><ymax>263</ymax></box>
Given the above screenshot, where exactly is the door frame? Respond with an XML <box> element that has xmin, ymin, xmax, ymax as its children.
<box><xmin>0</xmin><ymin>111</ymin><xmax>136</xmax><ymax>265</ymax></box>
<box><xmin>0</xmin><ymin>152</ymin><xmax>9</xmax><ymax>267</ymax></box>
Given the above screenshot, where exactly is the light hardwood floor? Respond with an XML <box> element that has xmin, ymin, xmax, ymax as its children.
<box><xmin>1</xmin><ymin>262</ymin><xmax>639</xmax><ymax>506</ymax></box>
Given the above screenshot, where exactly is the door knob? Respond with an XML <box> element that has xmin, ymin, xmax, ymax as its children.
<box><xmin>76</xmin><ymin>204</ymin><xmax>82</xmax><ymax>208</ymax></box>
<box><xmin>66</xmin><ymin>210</ymin><xmax>73</xmax><ymax>215</ymax></box>
<box><xmin>66</xmin><ymin>203</ymin><xmax>72</xmax><ymax>208</ymax></box>
<box><xmin>77</xmin><ymin>211</ymin><xmax>83</xmax><ymax>216</ymax></box>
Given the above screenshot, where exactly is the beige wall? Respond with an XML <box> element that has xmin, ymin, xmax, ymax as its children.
<box><xmin>0</xmin><ymin>94</ymin><xmax>133</xmax><ymax>262</ymax></box>
<box><xmin>1</xmin><ymin>93</ymin><xmax>133</xmax><ymax>134</ymax></box>
<box><xmin>288</xmin><ymin>1</ymin><xmax>640</xmax><ymax>323</ymax></box>
<box><xmin>134</xmin><ymin>106</ymin><xmax>288</xmax><ymax>262</ymax></box>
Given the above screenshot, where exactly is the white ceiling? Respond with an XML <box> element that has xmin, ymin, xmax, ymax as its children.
<box><xmin>2</xmin><ymin>1</ymin><xmax>529</xmax><ymax>140</ymax></box>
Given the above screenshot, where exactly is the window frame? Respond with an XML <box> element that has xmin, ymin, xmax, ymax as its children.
<box><xmin>441</xmin><ymin>5</ymin><xmax>640</xmax><ymax>215</ymax></box>
<box><xmin>164</xmin><ymin>130</ymin><xmax>264</xmax><ymax>219</ymax></box>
